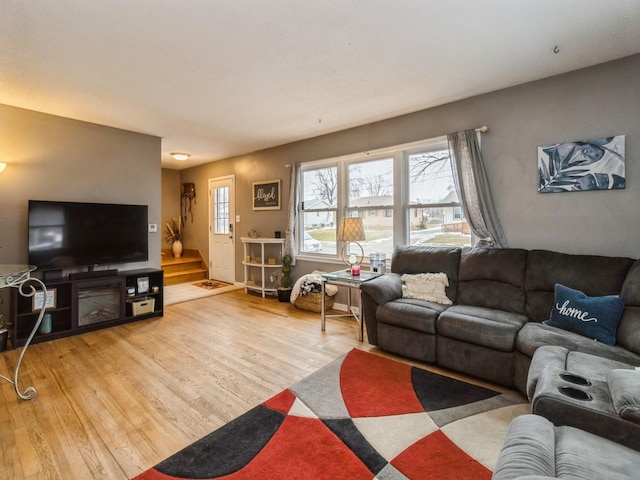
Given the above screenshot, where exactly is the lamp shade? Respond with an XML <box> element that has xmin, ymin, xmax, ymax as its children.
<box><xmin>337</xmin><ymin>217</ymin><xmax>365</xmax><ymax>242</ymax></box>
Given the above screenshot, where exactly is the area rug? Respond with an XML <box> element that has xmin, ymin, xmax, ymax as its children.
<box><xmin>134</xmin><ymin>349</ymin><xmax>528</xmax><ymax>480</ymax></box>
<box><xmin>194</xmin><ymin>280</ymin><xmax>232</xmax><ymax>290</ymax></box>
<box><xmin>164</xmin><ymin>282</ymin><xmax>242</xmax><ymax>306</ymax></box>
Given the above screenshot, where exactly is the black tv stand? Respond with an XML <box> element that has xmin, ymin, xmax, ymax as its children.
<box><xmin>69</xmin><ymin>269</ymin><xmax>119</xmax><ymax>280</ymax></box>
<box><xmin>10</xmin><ymin>268</ymin><xmax>164</xmax><ymax>348</ymax></box>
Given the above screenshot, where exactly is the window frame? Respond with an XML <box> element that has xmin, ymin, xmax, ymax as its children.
<box><xmin>297</xmin><ymin>135</ymin><xmax>470</xmax><ymax>263</ymax></box>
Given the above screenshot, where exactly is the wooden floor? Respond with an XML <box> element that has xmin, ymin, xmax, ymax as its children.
<box><xmin>0</xmin><ymin>289</ymin><xmax>519</xmax><ymax>479</ymax></box>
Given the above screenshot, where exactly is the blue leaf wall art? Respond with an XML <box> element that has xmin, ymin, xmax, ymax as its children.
<box><xmin>537</xmin><ymin>135</ymin><xmax>625</xmax><ymax>193</ymax></box>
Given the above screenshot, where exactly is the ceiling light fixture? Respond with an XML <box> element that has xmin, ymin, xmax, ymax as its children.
<box><xmin>171</xmin><ymin>153</ymin><xmax>190</xmax><ymax>161</ymax></box>
<box><xmin>0</xmin><ymin>163</ymin><xmax>6</xmax><ymax>173</ymax></box>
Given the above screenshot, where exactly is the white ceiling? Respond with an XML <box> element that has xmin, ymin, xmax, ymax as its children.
<box><xmin>2</xmin><ymin>1</ymin><xmax>640</xmax><ymax>170</ymax></box>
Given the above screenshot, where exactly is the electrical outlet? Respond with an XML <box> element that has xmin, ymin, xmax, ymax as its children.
<box><xmin>148</xmin><ymin>224</ymin><xmax>158</xmax><ymax>233</ymax></box>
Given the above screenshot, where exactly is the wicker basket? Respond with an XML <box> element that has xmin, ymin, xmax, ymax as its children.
<box><xmin>295</xmin><ymin>292</ymin><xmax>334</xmax><ymax>313</ymax></box>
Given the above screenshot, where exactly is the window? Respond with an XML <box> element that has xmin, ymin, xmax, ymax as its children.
<box><xmin>213</xmin><ymin>186</ymin><xmax>229</xmax><ymax>234</ymax></box>
<box><xmin>407</xmin><ymin>146</ymin><xmax>471</xmax><ymax>248</ymax></box>
<box><xmin>300</xmin><ymin>165</ymin><xmax>337</xmax><ymax>254</ymax></box>
<box><xmin>346</xmin><ymin>157</ymin><xmax>394</xmax><ymax>260</ymax></box>
<box><xmin>298</xmin><ymin>137</ymin><xmax>471</xmax><ymax>261</ymax></box>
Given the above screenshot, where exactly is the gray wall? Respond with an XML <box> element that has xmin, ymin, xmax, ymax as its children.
<box><xmin>179</xmin><ymin>54</ymin><xmax>640</xmax><ymax>284</ymax></box>
<box><xmin>0</xmin><ymin>104</ymin><xmax>162</xmax><ymax>271</ymax></box>
<box><xmin>161</xmin><ymin>168</ymin><xmax>182</xmax><ymax>251</ymax></box>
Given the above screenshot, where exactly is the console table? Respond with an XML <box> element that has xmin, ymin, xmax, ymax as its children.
<box><xmin>0</xmin><ymin>264</ymin><xmax>47</xmax><ymax>400</ymax></box>
<box><xmin>321</xmin><ymin>269</ymin><xmax>382</xmax><ymax>341</ymax></box>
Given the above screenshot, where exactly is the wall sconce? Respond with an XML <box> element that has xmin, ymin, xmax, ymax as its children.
<box><xmin>0</xmin><ymin>163</ymin><xmax>6</xmax><ymax>173</ymax></box>
<box><xmin>171</xmin><ymin>153</ymin><xmax>190</xmax><ymax>161</ymax></box>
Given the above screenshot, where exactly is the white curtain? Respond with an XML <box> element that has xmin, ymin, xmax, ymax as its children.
<box><xmin>448</xmin><ymin>129</ymin><xmax>508</xmax><ymax>248</ymax></box>
<box><xmin>284</xmin><ymin>163</ymin><xmax>299</xmax><ymax>265</ymax></box>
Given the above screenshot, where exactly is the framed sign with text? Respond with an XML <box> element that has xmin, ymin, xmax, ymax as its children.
<box><xmin>252</xmin><ymin>179</ymin><xmax>281</xmax><ymax>210</ymax></box>
<box><xmin>32</xmin><ymin>288</ymin><xmax>57</xmax><ymax>311</ymax></box>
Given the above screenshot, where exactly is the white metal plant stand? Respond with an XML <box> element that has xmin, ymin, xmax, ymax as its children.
<box><xmin>0</xmin><ymin>264</ymin><xmax>48</xmax><ymax>400</ymax></box>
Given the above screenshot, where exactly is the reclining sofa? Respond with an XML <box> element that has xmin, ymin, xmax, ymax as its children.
<box><xmin>492</xmin><ymin>414</ymin><xmax>640</xmax><ymax>480</ymax></box>
<box><xmin>360</xmin><ymin>245</ymin><xmax>640</xmax><ymax>394</ymax></box>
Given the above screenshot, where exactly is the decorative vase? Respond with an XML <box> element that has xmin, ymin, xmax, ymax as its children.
<box><xmin>172</xmin><ymin>240</ymin><xmax>183</xmax><ymax>258</ymax></box>
<box><xmin>39</xmin><ymin>313</ymin><xmax>52</xmax><ymax>334</ymax></box>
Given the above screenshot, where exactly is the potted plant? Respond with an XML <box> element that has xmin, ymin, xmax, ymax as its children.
<box><xmin>165</xmin><ymin>216</ymin><xmax>183</xmax><ymax>258</ymax></box>
<box><xmin>0</xmin><ymin>297</ymin><xmax>8</xmax><ymax>352</ymax></box>
<box><xmin>277</xmin><ymin>254</ymin><xmax>293</xmax><ymax>303</ymax></box>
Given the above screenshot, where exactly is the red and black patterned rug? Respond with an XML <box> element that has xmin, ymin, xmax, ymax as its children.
<box><xmin>134</xmin><ymin>349</ymin><xmax>527</xmax><ymax>480</ymax></box>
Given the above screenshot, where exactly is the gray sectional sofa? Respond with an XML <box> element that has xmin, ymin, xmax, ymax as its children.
<box><xmin>360</xmin><ymin>245</ymin><xmax>640</xmax><ymax>394</ymax></box>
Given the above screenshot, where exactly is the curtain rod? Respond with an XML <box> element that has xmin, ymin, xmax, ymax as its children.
<box><xmin>285</xmin><ymin>126</ymin><xmax>489</xmax><ymax>168</ymax></box>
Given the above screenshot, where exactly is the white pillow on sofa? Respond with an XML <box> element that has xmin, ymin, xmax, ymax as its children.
<box><xmin>401</xmin><ymin>272</ymin><xmax>452</xmax><ymax>305</ymax></box>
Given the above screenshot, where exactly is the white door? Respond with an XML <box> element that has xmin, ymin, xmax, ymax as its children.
<box><xmin>209</xmin><ymin>175</ymin><xmax>235</xmax><ymax>284</ymax></box>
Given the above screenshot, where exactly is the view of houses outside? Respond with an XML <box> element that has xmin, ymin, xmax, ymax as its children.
<box><xmin>301</xmin><ymin>149</ymin><xmax>471</xmax><ymax>259</ymax></box>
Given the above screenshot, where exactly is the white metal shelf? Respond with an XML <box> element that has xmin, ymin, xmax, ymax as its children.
<box><xmin>241</xmin><ymin>237</ymin><xmax>285</xmax><ymax>298</ymax></box>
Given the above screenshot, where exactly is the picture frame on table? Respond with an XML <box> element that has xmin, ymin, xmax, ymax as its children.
<box><xmin>137</xmin><ymin>277</ymin><xmax>150</xmax><ymax>294</ymax></box>
<box><xmin>32</xmin><ymin>288</ymin><xmax>57</xmax><ymax>311</ymax></box>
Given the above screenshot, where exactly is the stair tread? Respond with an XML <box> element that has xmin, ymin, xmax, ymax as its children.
<box><xmin>165</xmin><ymin>268</ymin><xmax>208</xmax><ymax>277</ymax></box>
<box><xmin>161</xmin><ymin>256</ymin><xmax>201</xmax><ymax>266</ymax></box>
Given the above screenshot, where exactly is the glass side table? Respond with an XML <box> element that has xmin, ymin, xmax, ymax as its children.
<box><xmin>321</xmin><ymin>269</ymin><xmax>382</xmax><ymax>341</ymax></box>
<box><xmin>0</xmin><ymin>264</ymin><xmax>47</xmax><ymax>400</ymax></box>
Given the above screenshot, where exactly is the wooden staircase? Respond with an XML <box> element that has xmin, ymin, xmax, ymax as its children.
<box><xmin>161</xmin><ymin>248</ymin><xmax>208</xmax><ymax>286</ymax></box>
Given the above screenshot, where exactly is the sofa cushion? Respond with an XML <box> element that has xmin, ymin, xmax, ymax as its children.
<box><xmin>525</xmin><ymin>250</ymin><xmax>634</xmax><ymax>323</ymax></box>
<box><xmin>457</xmin><ymin>247</ymin><xmax>527</xmax><ymax>313</ymax></box>
<box><xmin>437</xmin><ymin>305</ymin><xmax>528</xmax><ymax>351</ymax></box>
<box><xmin>401</xmin><ymin>272</ymin><xmax>452</xmax><ymax>304</ymax></box>
<box><xmin>377</xmin><ymin>298</ymin><xmax>445</xmax><ymax>334</ymax></box>
<box><xmin>545</xmin><ymin>284</ymin><xmax>626</xmax><ymax>345</ymax></box>
<box><xmin>607</xmin><ymin>369</ymin><xmax>640</xmax><ymax>424</ymax></box>
<box><xmin>516</xmin><ymin>322</ymin><xmax>640</xmax><ymax>366</ymax></box>
<box><xmin>391</xmin><ymin>245</ymin><xmax>461</xmax><ymax>302</ymax></box>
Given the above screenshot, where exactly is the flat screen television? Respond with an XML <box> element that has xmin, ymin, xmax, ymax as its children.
<box><xmin>28</xmin><ymin>200</ymin><xmax>149</xmax><ymax>271</ymax></box>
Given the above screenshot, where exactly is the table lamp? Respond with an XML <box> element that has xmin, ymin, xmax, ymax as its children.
<box><xmin>337</xmin><ymin>217</ymin><xmax>365</xmax><ymax>273</ymax></box>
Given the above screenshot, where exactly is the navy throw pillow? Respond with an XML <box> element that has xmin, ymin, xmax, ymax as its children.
<box><xmin>546</xmin><ymin>284</ymin><xmax>626</xmax><ymax>345</ymax></box>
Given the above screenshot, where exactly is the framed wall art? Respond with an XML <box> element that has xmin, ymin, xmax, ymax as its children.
<box><xmin>538</xmin><ymin>135</ymin><xmax>625</xmax><ymax>193</ymax></box>
<box><xmin>32</xmin><ymin>288</ymin><xmax>57</xmax><ymax>311</ymax></box>
<box><xmin>252</xmin><ymin>179</ymin><xmax>281</xmax><ymax>210</ymax></box>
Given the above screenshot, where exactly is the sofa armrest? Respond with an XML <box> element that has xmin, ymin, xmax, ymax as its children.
<box><xmin>492</xmin><ymin>415</ymin><xmax>557</xmax><ymax>480</ymax></box>
<box><xmin>360</xmin><ymin>273</ymin><xmax>403</xmax><ymax>346</ymax></box>
<box><xmin>360</xmin><ymin>273</ymin><xmax>403</xmax><ymax>305</ymax></box>
<box><xmin>607</xmin><ymin>369</ymin><xmax>640</xmax><ymax>423</ymax></box>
